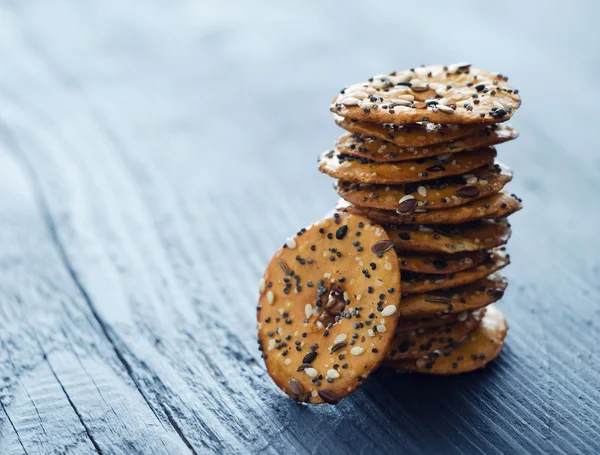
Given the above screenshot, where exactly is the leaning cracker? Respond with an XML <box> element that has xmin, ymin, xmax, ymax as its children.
<box><xmin>338</xmin><ymin>192</ymin><xmax>522</xmax><ymax>225</ymax></box>
<box><xmin>334</xmin><ymin>114</ymin><xmax>484</xmax><ymax>147</ymax></box>
<box><xmin>331</xmin><ymin>64</ymin><xmax>520</xmax><ymax>125</ymax></box>
<box><xmin>386</xmin><ymin>219</ymin><xmax>511</xmax><ymax>254</ymax></box>
<box><xmin>398</xmin><ymin>249</ymin><xmax>488</xmax><ymax>275</ymax></box>
<box><xmin>336</xmin><ymin>163</ymin><xmax>512</xmax><ymax>211</ymax></box>
<box><xmin>401</xmin><ymin>249</ymin><xmax>509</xmax><ymax>295</ymax></box>
<box><xmin>398</xmin><ymin>273</ymin><xmax>507</xmax><ymax>319</ymax></box>
<box><xmin>386</xmin><ymin>305</ymin><xmax>507</xmax><ymax>374</ymax></box>
<box><xmin>386</xmin><ymin>309</ymin><xmax>485</xmax><ymax>361</ymax></box>
<box><xmin>257</xmin><ymin>213</ymin><xmax>401</xmax><ymax>404</ymax></box>
<box><xmin>336</xmin><ymin>125</ymin><xmax>518</xmax><ymax>162</ymax></box>
<box><xmin>319</xmin><ymin>148</ymin><xmax>496</xmax><ymax>185</ymax></box>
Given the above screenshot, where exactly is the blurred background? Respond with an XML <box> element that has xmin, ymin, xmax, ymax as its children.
<box><xmin>1</xmin><ymin>1</ymin><xmax>600</xmax><ymax>453</ymax></box>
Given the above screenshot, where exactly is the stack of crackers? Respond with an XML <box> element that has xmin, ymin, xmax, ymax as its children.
<box><xmin>258</xmin><ymin>64</ymin><xmax>522</xmax><ymax>404</ymax></box>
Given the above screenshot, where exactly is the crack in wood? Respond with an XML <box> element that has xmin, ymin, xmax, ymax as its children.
<box><xmin>41</xmin><ymin>345</ymin><xmax>104</xmax><ymax>455</ymax></box>
<box><xmin>10</xmin><ymin>139</ymin><xmax>198</xmax><ymax>455</ymax></box>
<box><xmin>1</xmin><ymin>403</ymin><xmax>29</xmax><ymax>455</ymax></box>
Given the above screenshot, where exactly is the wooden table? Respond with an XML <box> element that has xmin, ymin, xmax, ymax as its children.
<box><xmin>1</xmin><ymin>1</ymin><xmax>599</xmax><ymax>453</ymax></box>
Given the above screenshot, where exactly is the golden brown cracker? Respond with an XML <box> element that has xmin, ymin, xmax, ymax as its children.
<box><xmin>386</xmin><ymin>305</ymin><xmax>507</xmax><ymax>374</ymax></box>
<box><xmin>331</xmin><ymin>64</ymin><xmax>520</xmax><ymax>125</ymax></box>
<box><xmin>401</xmin><ymin>249</ymin><xmax>509</xmax><ymax>295</ymax></box>
<box><xmin>395</xmin><ymin>310</ymin><xmax>475</xmax><ymax>332</ymax></box>
<box><xmin>387</xmin><ymin>309</ymin><xmax>485</xmax><ymax>361</ymax></box>
<box><xmin>386</xmin><ymin>219</ymin><xmax>511</xmax><ymax>254</ymax></box>
<box><xmin>257</xmin><ymin>213</ymin><xmax>401</xmax><ymax>404</ymax></box>
<box><xmin>397</xmin><ymin>249</ymin><xmax>489</xmax><ymax>275</ymax></box>
<box><xmin>334</xmin><ymin>114</ymin><xmax>484</xmax><ymax>147</ymax></box>
<box><xmin>335</xmin><ymin>125</ymin><xmax>517</xmax><ymax>163</ymax></box>
<box><xmin>319</xmin><ymin>148</ymin><xmax>496</xmax><ymax>185</ymax></box>
<box><xmin>336</xmin><ymin>163</ymin><xmax>512</xmax><ymax>211</ymax></box>
<box><xmin>398</xmin><ymin>273</ymin><xmax>507</xmax><ymax>319</ymax></box>
<box><xmin>338</xmin><ymin>192</ymin><xmax>522</xmax><ymax>225</ymax></box>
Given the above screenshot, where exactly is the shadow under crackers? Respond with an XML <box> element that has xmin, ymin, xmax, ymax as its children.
<box><xmin>263</xmin><ymin>345</ymin><xmax>517</xmax><ymax>453</ymax></box>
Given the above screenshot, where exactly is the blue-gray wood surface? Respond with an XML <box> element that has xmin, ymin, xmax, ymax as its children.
<box><xmin>1</xmin><ymin>1</ymin><xmax>599</xmax><ymax>454</ymax></box>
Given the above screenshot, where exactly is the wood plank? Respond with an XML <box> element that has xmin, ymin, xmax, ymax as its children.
<box><xmin>0</xmin><ymin>145</ymin><xmax>190</xmax><ymax>454</ymax></box>
<box><xmin>0</xmin><ymin>0</ymin><xmax>599</xmax><ymax>453</ymax></box>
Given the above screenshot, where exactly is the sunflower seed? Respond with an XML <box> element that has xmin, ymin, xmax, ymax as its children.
<box><xmin>318</xmin><ymin>390</ymin><xmax>340</xmax><ymax>404</ymax></box>
<box><xmin>289</xmin><ymin>378</ymin><xmax>304</xmax><ymax>396</ymax></box>
<box><xmin>330</xmin><ymin>341</ymin><xmax>347</xmax><ymax>353</ymax></box>
<box><xmin>371</xmin><ymin>240</ymin><xmax>395</xmax><ymax>254</ymax></box>
<box><xmin>336</xmin><ymin>225</ymin><xmax>348</xmax><ymax>240</ymax></box>
<box><xmin>278</xmin><ymin>260</ymin><xmax>290</xmax><ymax>275</ymax></box>
<box><xmin>455</xmin><ymin>186</ymin><xmax>481</xmax><ymax>198</ymax></box>
<box><xmin>302</xmin><ymin>352</ymin><xmax>317</xmax><ymax>364</ymax></box>
<box><xmin>397</xmin><ymin>198</ymin><xmax>418</xmax><ymax>213</ymax></box>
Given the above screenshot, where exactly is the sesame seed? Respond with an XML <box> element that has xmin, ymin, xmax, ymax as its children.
<box><xmin>350</xmin><ymin>347</ymin><xmax>365</xmax><ymax>356</ymax></box>
<box><xmin>305</xmin><ymin>304</ymin><xmax>312</xmax><ymax>319</ymax></box>
<box><xmin>327</xmin><ymin>369</ymin><xmax>340</xmax><ymax>379</ymax></box>
<box><xmin>381</xmin><ymin>305</ymin><xmax>397</xmax><ymax>316</ymax></box>
<box><xmin>437</xmin><ymin>104</ymin><xmax>454</xmax><ymax>114</ymax></box>
<box><xmin>304</xmin><ymin>367</ymin><xmax>318</xmax><ymax>378</ymax></box>
<box><xmin>342</xmin><ymin>97</ymin><xmax>361</xmax><ymax>106</ymax></box>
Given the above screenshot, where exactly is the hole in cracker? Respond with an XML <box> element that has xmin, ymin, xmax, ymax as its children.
<box><xmin>314</xmin><ymin>282</ymin><xmax>348</xmax><ymax>328</ymax></box>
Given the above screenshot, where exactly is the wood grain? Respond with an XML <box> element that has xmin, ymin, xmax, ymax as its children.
<box><xmin>0</xmin><ymin>1</ymin><xmax>599</xmax><ymax>453</ymax></box>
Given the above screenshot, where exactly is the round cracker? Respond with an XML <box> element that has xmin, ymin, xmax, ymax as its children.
<box><xmin>401</xmin><ymin>249</ymin><xmax>509</xmax><ymax>295</ymax></box>
<box><xmin>331</xmin><ymin>64</ymin><xmax>520</xmax><ymax>125</ymax></box>
<box><xmin>334</xmin><ymin>114</ymin><xmax>485</xmax><ymax>147</ymax></box>
<box><xmin>336</xmin><ymin>163</ymin><xmax>512</xmax><ymax>211</ymax></box>
<box><xmin>319</xmin><ymin>148</ymin><xmax>496</xmax><ymax>185</ymax></box>
<box><xmin>386</xmin><ymin>305</ymin><xmax>507</xmax><ymax>374</ymax></box>
<box><xmin>257</xmin><ymin>213</ymin><xmax>401</xmax><ymax>404</ymax></box>
<box><xmin>337</xmin><ymin>192</ymin><xmax>522</xmax><ymax>225</ymax></box>
<box><xmin>398</xmin><ymin>249</ymin><xmax>489</xmax><ymax>274</ymax></box>
<box><xmin>386</xmin><ymin>219</ymin><xmax>511</xmax><ymax>254</ymax></box>
<box><xmin>335</xmin><ymin>125</ymin><xmax>518</xmax><ymax>163</ymax></box>
<box><xmin>387</xmin><ymin>309</ymin><xmax>485</xmax><ymax>361</ymax></box>
<box><xmin>398</xmin><ymin>273</ymin><xmax>507</xmax><ymax>319</ymax></box>
<box><xmin>395</xmin><ymin>310</ymin><xmax>476</xmax><ymax>332</ymax></box>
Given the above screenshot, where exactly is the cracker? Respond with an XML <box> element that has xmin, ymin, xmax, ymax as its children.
<box><xmin>397</xmin><ymin>249</ymin><xmax>489</xmax><ymax>275</ymax></box>
<box><xmin>319</xmin><ymin>148</ymin><xmax>496</xmax><ymax>185</ymax></box>
<box><xmin>386</xmin><ymin>219</ymin><xmax>511</xmax><ymax>254</ymax></box>
<box><xmin>386</xmin><ymin>309</ymin><xmax>485</xmax><ymax>361</ymax></box>
<box><xmin>257</xmin><ymin>213</ymin><xmax>401</xmax><ymax>404</ymax></box>
<box><xmin>331</xmin><ymin>64</ymin><xmax>520</xmax><ymax>125</ymax></box>
<box><xmin>395</xmin><ymin>310</ymin><xmax>475</xmax><ymax>332</ymax></box>
<box><xmin>336</xmin><ymin>163</ymin><xmax>512</xmax><ymax>211</ymax></box>
<box><xmin>334</xmin><ymin>114</ymin><xmax>485</xmax><ymax>147</ymax></box>
<box><xmin>337</xmin><ymin>192</ymin><xmax>522</xmax><ymax>225</ymax></box>
<box><xmin>386</xmin><ymin>305</ymin><xmax>507</xmax><ymax>374</ymax></box>
<box><xmin>401</xmin><ymin>249</ymin><xmax>509</xmax><ymax>295</ymax></box>
<box><xmin>398</xmin><ymin>273</ymin><xmax>507</xmax><ymax>319</ymax></box>
<box><xmin>335</xmin><ymin>125</ymin><xmax>517</xmax><ymax>163</ymax></box>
